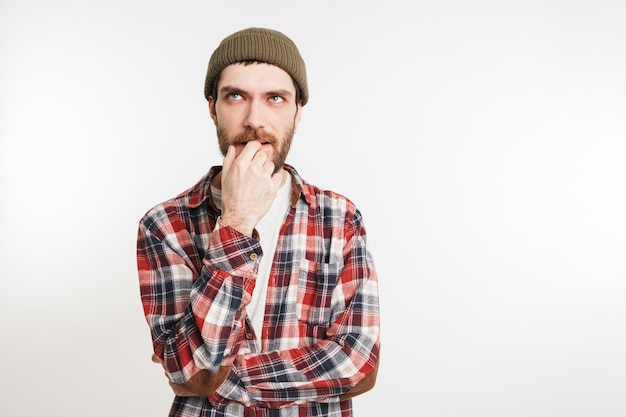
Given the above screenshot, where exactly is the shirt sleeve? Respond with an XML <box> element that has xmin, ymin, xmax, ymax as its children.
<box><xmin>137</xmin><ymin>210</ymin><xmax>261</xmax><ymax>384</ymax></box>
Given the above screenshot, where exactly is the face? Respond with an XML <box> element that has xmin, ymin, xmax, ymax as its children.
<box><xmin>208</xmin><ymin>62</ymin><xmax>302</xmax><ymax>172</ymax></box>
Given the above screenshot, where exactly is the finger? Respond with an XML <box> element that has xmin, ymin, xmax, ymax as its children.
<box><xmin>260</xmin><ymin>156</ymin><xmax>274</xmax><ymax>175</ymax></box>
<box><xmin>238</xmin><ymin>141</ymin><xmax>263</xmax><ymax>162</ymax></box>
<box><xmin>222</xmin><ymin>145</ymin><xmax>236</xmax><ymax>174</ymax></box>
<box><xmin>251</xmin><ymin>147</ymin><xmax>269</xmax><ymax>166</ymax></box>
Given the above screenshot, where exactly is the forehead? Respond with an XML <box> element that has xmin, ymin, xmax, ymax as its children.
<box><xmin>218</xmin><ymin>62</ymin><xmax>296</xmax><ymax>93</ymax></box>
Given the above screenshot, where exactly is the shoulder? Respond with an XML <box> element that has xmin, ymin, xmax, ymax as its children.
<box><xmin>287</xmin><ymin>165</ymin><xmax>362</xmax><ymax>224</ymax></box>
<box><xmin>138</xmin><ymin>167</ymin><xmax>220</xmax><ymax>232</ymax></box>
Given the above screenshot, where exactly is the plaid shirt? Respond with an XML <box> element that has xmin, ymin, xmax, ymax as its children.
<box><xmin>137</xmin><ymin>164</ymin><xmax>380</xmax><ymax>417</ymax></box>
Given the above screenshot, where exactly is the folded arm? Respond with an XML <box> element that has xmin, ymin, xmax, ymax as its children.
<box><xmin>138</xmin><ymin>213</ymin><xmax>259</xmax><ymax>384</ymax></box>
<box><xmin>138</xmin><ymin>203</ymin><xmax>381</xmax><ymax>407</ymax></box>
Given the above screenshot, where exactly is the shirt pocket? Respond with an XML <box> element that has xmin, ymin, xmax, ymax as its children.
<box><xmin>295</xmin><ymin>258</ymin><xmax>341</xmax><ymax>326</ymax></box>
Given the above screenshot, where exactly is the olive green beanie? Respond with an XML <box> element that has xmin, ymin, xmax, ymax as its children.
<box><xmin>204</xmin><ymin>27</ymin><xmax>308</xmax><ymax>105</ymax></box>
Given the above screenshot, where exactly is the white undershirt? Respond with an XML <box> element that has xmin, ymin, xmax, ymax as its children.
<box><xmin>211</xmin><ymin>173</ymin><xmax>292</xmax><ymax>339</ymax></box>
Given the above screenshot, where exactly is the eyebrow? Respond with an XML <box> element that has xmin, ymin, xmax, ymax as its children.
<box><xmin>219</xmin><ymin>85</ymin><xmax>294</xmax><ymax>98</ymax></box>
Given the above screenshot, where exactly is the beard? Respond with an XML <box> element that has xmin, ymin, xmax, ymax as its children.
<box><xmin>216</xmin><ymin>125</ymin><xmax>294</xmax><ymax>174</ymax></box>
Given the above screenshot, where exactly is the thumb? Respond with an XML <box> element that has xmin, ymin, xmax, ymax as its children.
<box><xmin>222</xmin><ymin>145</ymin><xmax>236</xmax><ymax>174</ymax></box>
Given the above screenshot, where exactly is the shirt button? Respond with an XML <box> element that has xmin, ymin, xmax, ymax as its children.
<box><xmin>245</xmin><ymin>332</ymin><xmax>254</xmax><ymax>340</ymax></box>
<box><xmin>249</xmin><ymin>253</ymin><xmax>258</xmax><ymax>260</ymax></box>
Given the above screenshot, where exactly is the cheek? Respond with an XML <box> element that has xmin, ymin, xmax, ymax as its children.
<box><xmin>214</xmin><ymin>105</ymin><xmax>239</xmax><ymax>126</ymax></box>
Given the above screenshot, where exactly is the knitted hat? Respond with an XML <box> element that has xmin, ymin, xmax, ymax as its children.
<box><xmin>204</xmin><ymin>27</ymin><xmax>308</xmax><ymax>105</ymax></box>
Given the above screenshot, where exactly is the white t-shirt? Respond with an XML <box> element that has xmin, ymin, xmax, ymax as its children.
<box><xmin>211</xmin><ymin>173</ymin><xmax>292</xmax><ymax>339</ymax></box>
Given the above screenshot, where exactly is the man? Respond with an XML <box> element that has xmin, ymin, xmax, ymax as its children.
<box><xmin>136</xmin><ymin>27</ymin><xmax>380</xmax><ymax>417</ymax></box>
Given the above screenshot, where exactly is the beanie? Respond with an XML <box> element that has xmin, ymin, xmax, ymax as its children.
<box><xmin>204</xmin><ymin>27</ymin><xmax>308</xmax><ymax>105</ymax></box>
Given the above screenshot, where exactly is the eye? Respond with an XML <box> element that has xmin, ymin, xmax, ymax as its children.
<box><xmin>228</xmin><ymin>92</ymin><xmax>242</xmax><ymax>100</ymax></box>
<box><xmin>269</xmin><ymin>95</ymin><xmax>284</xmax><ymax>103</ymax></box>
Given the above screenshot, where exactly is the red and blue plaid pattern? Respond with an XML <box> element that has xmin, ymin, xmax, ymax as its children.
<box><xmin>137</xmin><ymin>164</ymin><xmax>380</xmax><ymax>417</ymax></box>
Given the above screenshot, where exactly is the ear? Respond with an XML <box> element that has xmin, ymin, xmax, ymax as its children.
<box><xmin>208</xmin><ymin>97</ymin><xmax>218</xmax><ymax>126</ymax></box>
<box><xmin>293</xmin><ymin>102</ymin><xmax>303</xmax><ymax>130</ymax></box>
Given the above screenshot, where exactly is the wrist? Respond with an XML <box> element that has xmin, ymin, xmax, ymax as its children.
<box><xmin>218</xmin><ymin>215</ymin><xmax>255</xmax><ymax>237</ymax></box>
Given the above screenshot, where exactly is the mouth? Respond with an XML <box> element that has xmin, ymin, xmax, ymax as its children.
<box><xmin>237</xmin><ymin>139</ymin><xmax>271</xmax><ymax>146</ymax></box>
<box><xmin>233</xmin><ymin>130</ymin><xmax>277</xmax><ymax>149</ymax></box>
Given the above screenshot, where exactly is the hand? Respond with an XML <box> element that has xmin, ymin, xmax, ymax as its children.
<box><xmin>220</xmin><ymin>141</ymin><xmax>284</xmax><ymax>236</ymax></box>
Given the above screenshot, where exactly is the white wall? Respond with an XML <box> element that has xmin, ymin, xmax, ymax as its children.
<box><xmin>1</xmin><ymin>1</ymin><xmax>625</xmax><ymax>416</ymax></box>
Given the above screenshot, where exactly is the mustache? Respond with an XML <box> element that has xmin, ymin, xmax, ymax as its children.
<box><xmin>234</xmin><ymin>129</ymin><xmax>277</xmax><ymax>145</ymax></box>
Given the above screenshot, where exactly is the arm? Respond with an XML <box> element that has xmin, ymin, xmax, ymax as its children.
<box><xmin>137</xmin><ymin>211</ymin><xmax>260</xmax><ymax>387</ymax></box>
<box><xmin>137</xmin><ymin>143</ymin><xmax>287</xmax><ymax>397</ymax></box>
<box><xmin>170</xmin><ymin>348</ymin><xmax>380</xmax><ymax>400</ymax></box>
<box><xmin>161</xmin><ymin>209</ymin><xmax>381</xmax><ymax>406</ymax></box>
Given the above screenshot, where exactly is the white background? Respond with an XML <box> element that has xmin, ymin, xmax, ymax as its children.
<box><xmin>1</xmin><ymin>1</ymin><xmax>625</xmax><ymax>416</ymax></box>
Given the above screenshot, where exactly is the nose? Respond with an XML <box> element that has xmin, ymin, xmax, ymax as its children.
<box><xmin>243</xmin><ymin>99</ymin><xmax>266</xmax><ymax>131</ymax></box>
